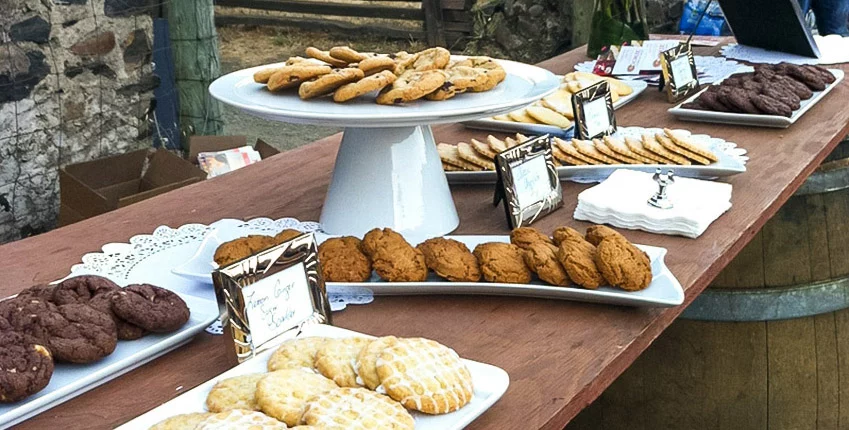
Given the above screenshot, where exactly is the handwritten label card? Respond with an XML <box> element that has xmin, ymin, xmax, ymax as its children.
<box><xmin>670</xmin><ymin>55</ymin><xmax>696</xmax><ymax>87</ymax></box>
<box><xmin>661</xmin><ymin>43</ymin><xmax>700</xmax><ymax>103</ymax></box>
<box><xmin>513</xmin><ymin>155</ymin><xmax>553</xmax><ymax>208</ymax></box>
<box><xmin>493</xmin><ymin>135</ymin><xmax>563</xmax><ymax>228</ymax></box>
<box><xmin>241</xmin><ymin>262</ymin><xmax>315</xmax><ymax>347</ymax></box>
<box><xmin>582</xmin><ymin>97</ymin><xmax>611</xmax><ymax>139</ymax></box>
<box><xmin>572</xmin><ymin>81</ymin><xmax>617</xmax><ymax>140</ymax></box>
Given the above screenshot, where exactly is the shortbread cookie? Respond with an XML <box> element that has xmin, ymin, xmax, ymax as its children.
<box><xmin>487</xmin><ymin>135</ymin><xmax>508</xmax><ymax>153</ymax></box>
<box><xmin>656</xmin><ymin>133</ymin><xmax>710</xmax><ymax>165</ymax></box>
<box><xmin>267</xmin><ymin>65</ymin><xmax>333</xmax><ymax>91</ymax></box>
<box><xmin>267</xmin><ymin>336</ymin><xmax>328</xmax><ymax>372</ymax></box>
<box><xmin>437</xmin><ymin>143</ymin><xmax>482</xmax><ymax>171</ymax></box>
<box><xmin>357</xmin><ymin>56</ymin><xmax>396</xmax><ymax>76</ymax></box>
<box><xmin>553</xmin><ymin>138</ymin><xmax>601</xmax><ymax>164</ymax></box>
<box><xmin>522</xmin><ymin>242</ymin><xmax>570</xmax><ymax>286</ymax></box>
<box><xmin>376</xmin><ymin>70</ymin><xmax>446</xmax><ymax>105</ymax></box>
<box><xmin>362</xmin><ymin>228</ymin><xmax>428</xmax><ymax>282</ymax></box>
<box><xmin>557</xmin><ymin>233</ymin><xmax>605</xmax><ymax>289</ymax></box>
<box><xmin>473</xmin><ymin>242</ymin><xmax>531</xmax><ymax>284</ymax></box>
<box><xmin>594</xmin><ymin>139</ymin><xmax>638</xmax><ymax>164</ymax></box>
<box><xmin>302</xmin><ymin>387</ymin><xmax>415</xmax><ymax>429</ymax></box>
<box><xmin>329</xmin><ymin>46</ymin><xmax>370</xmax><ymax>63</ymax></box>
<box><xmin>417</xmin><ymin>237</ymin><xmax>481</xmax><ymax>282</ymax></box>
<box><xmin>318</xmin><ymin>237</ymin><xmax>372</xmax><ymax>282</ymax></box>
<box><xmin>595</xmin><ymin>236</ymin><xmax>652</xmax><ymax>291</ymax></box>
<box><xmin>333</xmin><ymin>70</ymin><xmax>396</xmax><ymax>103</ymax></box>
<box><xmin>641</xmin><ymin>134</ymin><xmax>690</xmax><ymax>165</ymax></box>
<box><xmin>355</xmin><ymin>336</ymin><xmax>399</xmax><ymax>390</ymax></box>
<box><xmin>585</xmin><ymin>225</ymin><xmax>625</xmax><ymax>246</ymax></box>
<box><xmin>150</xmin><ymin>413</ymin><xmax>214</xmax><ymax>430</ymax></box>
<box><xmin>197</xmin><ymin>409</ymin><xmax>286</xmax><ymax>430</ymax></box>
<box><xmin>510</xmin><ymin>227</ymin><xmax>554</xmax><ymax>250</ymax></box>
<box><xmin>605</xmin><ymin>136</ymin><xmax>654</xmax><ymax>164</ymax></box>
<box><xmin>305</xmin><ymin>47</ymin><xmax>348</xmax><ymax>67</ymax></box>
<box><xmin>457</xmin><ymin>141</ymin><xmax>495</xmax><ymax>170</ymax></box>
<box><xmin>256</xmin><ymin>369</ymin><xmax>338</xmax><ymax>426</ymax></box>
<box><xmin>552</xmin><ymin>145</ymin><xmax>587</xmax><ymax>165</ymax></box>
<box><xmin>377</xmin><ymin>337</ymin><xmax>474</xmax><ymax>414</ymax></box>
<box><xmin>664</xmin><ymin>128</ymin><xmax>718</xmax><ymax>162</ymax></box>
<box><xmin>626</xmin><ymin>136</ymin><xmax>670</xmax><ymax>164</ymax></box>
<box><xmin>315</xmin><ymin>337</ymin><xmax>371</xmax><ymax>387</ymax></box>
<box><xmin>206</xmin><ymin>373</ymin><xmax>264</xmax><ymax>413</ymax></box>
<box><xmin>507</xmin><ymin>109</ymin><xmax>540</xmax><ymax>124</ymax></box>
<box><xmin>573</xmin><ymin>139</ymin><xmax>619</xmax><ymax>164</ymax></box>
<box><xmin>299</xmin><ymin>68</ymin><xmax>364</xmax><ymax>100</ymax></box>
<box><xmin>527</xmin><ymin>106</ymin><xmax>572</xmax><ymax>128</ymax></box>
<box><xmin>470</xmin><ymin>138</ymin><xmax>497</xmax><ymax>159</ymax></box>
<box><xmin>541</xmin><ymin>89</ymin><xmax>575</xmax><ymax>118</ymax></box>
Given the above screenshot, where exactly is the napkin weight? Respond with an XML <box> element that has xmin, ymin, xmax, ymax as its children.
<box><xmin>212</xmin><ymin>232</ymin><xmax>332</xmax><ymax>363</ymax></box>
<box><xmin>648</xmin><ymin>168</ymin><xmax>675</xmax><ymax>209</ymax></box>
<box><xmin>493</xmin><ymin>134</ymin><xmax>563</xmax><ymax>228</ymax></box>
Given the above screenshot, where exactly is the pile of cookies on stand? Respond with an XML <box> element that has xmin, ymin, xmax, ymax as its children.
<box><xmin>252</xmin><ymin>46</ymin><xmax>506</xmax><ymax>104</ymax></box>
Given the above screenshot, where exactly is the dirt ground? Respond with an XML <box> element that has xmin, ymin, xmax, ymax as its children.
<box><xmin>217</xmin><ymin>25</ymin><xmax>426</xmax><ymax>152</ymax></box>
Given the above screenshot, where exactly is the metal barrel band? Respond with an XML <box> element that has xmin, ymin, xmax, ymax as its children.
<box><xmin>794</xmin><ymin>148</ymin><xmax>849</xmax><ymax>196</ymax></box>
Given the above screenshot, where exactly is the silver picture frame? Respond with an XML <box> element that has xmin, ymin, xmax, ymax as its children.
<box><xmin>212</xmin><ymin>232</ymin><xmax>332</xmax><ymax>363</ymax></box>
<box><xmin>572</xmin><ymin>81</ymin><xmax>617</xmax><ymax>140</ymax></box>
<box><xmin>661</xmin><ymin>42</ymin><xmax>700</xmax><ymax>103</ymax></box>
<box><xmin>494</xmin><ymin>134</ymin><xmax>563</xmax><ymax>228</ymax></box>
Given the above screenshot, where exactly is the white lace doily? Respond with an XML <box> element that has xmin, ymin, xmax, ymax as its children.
<box><xmin>721</xmin><ymin>36</ymin><xmax>849</xmax><ymax>65</ymax></box>
<box><xmin>575</xmin><ymin>56</ymin><xmax>754</xmax><ymax>85</ymax></box>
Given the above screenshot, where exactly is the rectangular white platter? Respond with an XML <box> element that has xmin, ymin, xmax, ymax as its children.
<box><xmin>668</xmin><ymin>69</ymin><xmax>844</xmax><ymax>128</ymax></box>
<box><xmin>461</xmin><ymin>79</ymin><xmax>648</xmax><ymax>137</ymax></box>
<box><xmin>0</xmin><ymin>293</ymin><xmax>219</xmax><ymax>429</ymax></box>
<box><xmin>328</xmin><ymin>235</ymin><xmax>684</xmax><ymax>308</ymax></box>
<box><xmin>118</xmin><ymin>324</ymin><xmax>510</xmax><ymax>430</ymax></box>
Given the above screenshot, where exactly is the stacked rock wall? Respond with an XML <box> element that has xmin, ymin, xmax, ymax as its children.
<box><xmin>0</xmin><ymin>0</ymin><xmax>156</xmax><ymax>243</ymax></box>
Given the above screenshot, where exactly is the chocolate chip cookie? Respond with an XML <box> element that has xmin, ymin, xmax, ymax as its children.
<box><xmin>112</xmin><ymin>284</ymin><xmax>191</xmax><ymax>333</ymax></box>
<box><xmin>0</xmin><ymin>331</ymin><xmax>54</xmax><ymax>402</ymax></box>
<box><xmin>595</xmin><ymin>237</ymin><xmax>653</xmax><ymax>291</ymax></box>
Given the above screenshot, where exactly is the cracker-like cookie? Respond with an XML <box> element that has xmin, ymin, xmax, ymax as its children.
<box><xmin>315</xmin><ymin>337</ymin><xmax>371</xmax><ymax>387</ymax></box>
<box><xmin>442</xmin><ymin>162</ymin><xmax>463</xmax><ymax>171</ymax></box>
<box><xmin>663</xmin><ymin>128</ymin><xmax>718</xmax><ymax>162</ymax></box>
<box><xmin>256</xmin><ymin>369</ymin><xmax>338</xmax><ymax>426</ymax></box>
<box><xmin>376</xmin><ymin>70</ymin><xmax>446</xmax><ymax>105</ymax></box>
<box><xmin>573</xmin><ymin>139</ymin><xmax>619</xmax><ymax>164</ymax></box>
<box><xmin>437</xmin><ymin>143</ymin><xmax>483</xmax><ymax>171</ymax></box>
<box><xmin>526</xmin><ymin>106</ymin><xmax>572</xmax><ymax>128</ymax></box>
<box><xmin>0</xmin><ymin>332</ymin><xmax>53</xmax><ymax>403</ymax></box>
<box><xmin>585</xmin><ymin>225</ymin><xmax>625</xmax><ymax>246</ymax></box>
<box><xmin>417</xmin><ymin>237</ymin><xmax>481</xmax><ymax>282</ymax></box>
<box><xmin>552</xmin><ymin>145</ymin><xmax>587</xmax><ymax>165</ymax></box>
<box><xmin>305</xmin><ymin>47</ymin><xmax>349</xmax><ymax>67</ymax></box>
<box><xmin>553</xmin><ymin>138</ymin><xmax>601</xmax><ymax>164</ymax></box>
<box><xmin>206</xmin><ymin>373</ymin><xmax>264</xmax><ymax>413</ymax></box>
<box><xmin>197</xmin><ymin>409</ymin><xmax>287</xmax><ymax>430</ymax></box>
<box><xmin>510</xmin><ymin>227</ymin><xmax>554</xmax><ymax>250</ymax></box>
<box><xmin>377</xmin><ymin>337</ymin><xmax>474</xmax><ymax>414</ymax></box>
<box><xmin>299</xmin><ymin>68</ymin><xmax>364</xmax><ymax>100</ymax></box>
<box><xmin>625</xmin><ymin>136</ymin><xmax>670</xmax><ymax>164</ymax></box>
<box><xmin>655</xmin><ymin>133</ymin><xmax>710</xmax><ymax>165</ymax></box>
<box><xmin>355</xmin><ymin>335</ymin><xmax>399</xmax><ymax>390</ymax></box>
<box><xmin>487</xmin><ymin>135</ymin><xmax>508</xmax><ymax>153</ymax></box>
<box><xmin>329</xmin><ymin>46</ymin><xmax>370</xmax><ymax>63</ymax></box>
<box><xmin>333</xmin><ymin>70</ymin><xmax>396</xmax><ymax>103</ymax></box>
<box><xmin>594</xmin><ymin>139</ymin><xmax>638</xmax><ymax>164</ymax></box>
<box><xmin>470</xmin><ymin>138</ymin><xmax>497</xmax><ymax>159</ymax></box>
<box><xmin>641</xmin><ymin>134</ymin><xmax>690</xmax><ymax>165</ymax></box>
<box><xmin>150</xmin><ymin>413</ymin><xmax>214</xmax><ymax>430</ymax></box>
<box><xmin>556</xmin><ymin>233</ymin><xmax>605</xmax><ymax>289</ymax></box>
<box><xmin>357</xmin><ymin>56</ymin><xmax>396</xmax><ymax>76</ymax></box>
<box><xmin>595</xmin><ymin>236</ymin><xmax>652</xmax><ymax>291</ymax></box>
<box><xmin>473</xmin><ymin>242</ymin><xmax>531</xmax><ymax>284</ymax></box>
<box><xmin>362</xmin><ymin>228</ymin><xmax>428</xmax><ymax>282</ymax></box>
<box><xmin>318</xmin><ymin>237</ymin><xmax>372</xmax><ymax>282</ymax></box>
<box><xmin>303</xmin><ymin>387</ymin><xmax>415</xmax><ymax>429</ymax></box>
<box><xmin>522</xmin><ymin>242</ymin><xmax>570</xmax><ymax>286</ymax></box>
<box><xmin>267</xmin><ymin>65</ymin><xmax>333</xmax><ymax>91</ymax></box>
<box><xmin>457</xmin><ymin>141</ymin><xmax>495</xmax><ymax>170</ymax></box>
<box><xmin>267</xmin><ymin>336</ymin><xmax>328</xmax><ymax>372</ymax></box>
<box><xmin>604</xmin><ymin>136</ymin><xmax>654</xmax><ymax>164</ymax></box>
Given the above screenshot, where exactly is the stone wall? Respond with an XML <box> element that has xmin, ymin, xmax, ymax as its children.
<box><xmin>0</xmin><ymin>0</ymin><xmax>156</xmax><ymax>243</ymax></box>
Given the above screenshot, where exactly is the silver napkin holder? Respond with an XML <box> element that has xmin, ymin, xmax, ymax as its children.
<box><xmin>648</xmin><ymin>168</ymin><xmax>675</xmax><ymax>209</ymax></box>
<box><xmin>212</xmin><ymin>232</ymin><xmax>332</xmax><ymax>363</ymax></box>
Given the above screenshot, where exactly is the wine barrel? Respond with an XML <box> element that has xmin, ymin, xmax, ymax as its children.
<box><xmin>568</xmin><ymin>140</ymin><xmax>849</xmax><ymax>430</ymax></box>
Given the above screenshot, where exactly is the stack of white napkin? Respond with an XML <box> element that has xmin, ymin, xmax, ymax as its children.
<box><xmin>573</xmin><ymin>170</ymin><xmax>732</xmax><ymax>238</ymax></box>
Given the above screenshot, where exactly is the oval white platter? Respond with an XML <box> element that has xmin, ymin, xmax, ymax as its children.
<box><xmin>209</xmin><ymin>56</ymin><xmax>559</xmax><ymax>127</ymax></box>
<box><xmin>444</xmin><ymin>126</ymin><xmax>748</xmax><ymax>184</ymax></box>
<box><xmin>118</xmin><ymin>324</ymin><xmax>510</xmax><ymax>430</ymax></box>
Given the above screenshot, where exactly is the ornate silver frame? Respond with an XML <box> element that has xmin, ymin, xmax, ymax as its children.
<box><xmin>661</xmin><ymin>42</ymin><xmax>700</xmax><ymax>103</ymax></box>
<box><xmin>212</xmin><ymin>233</ymin><xmax>332</xmax><ymax>362</ymax></box>
<box><xmin>571</xmin><ymin>81</ymin><xmax>617</xmax><ymax>140</ymax></box>
<box><xmin>494</xmin><ymin>135</ymin><xmax>563</xmax><ymax>228</ymax></box>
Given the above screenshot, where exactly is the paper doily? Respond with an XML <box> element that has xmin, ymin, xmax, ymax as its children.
<box><xmin>720</xmin><ymin>36</ymin><xmax>849</xmax><ymax>65</ymax></box>
<box><xmin>574</xmin><ymin>56</ymin><xmax>753</xmax><ymax>85</ymax></box>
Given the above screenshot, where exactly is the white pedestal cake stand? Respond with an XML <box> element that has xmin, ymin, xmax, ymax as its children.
<box><xmin>209</xmin><ymin>57</ymin><xmax>559</xmax><ymax>239</ymax></box>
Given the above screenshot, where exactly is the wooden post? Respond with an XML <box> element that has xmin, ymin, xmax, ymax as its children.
<box><xmin>571</xmin><ymin>0</ymin><xmax>595</xmax><ymax>49</ymax></box>
<box><xmin>166</xmin><ymin>0</ymin><xmax>224</xmax><ymax>146</ymax></box>
<box><xmin>423</xmin><ymin>0</ymin><xmax>447</xmax><ymax>46</ymax></box>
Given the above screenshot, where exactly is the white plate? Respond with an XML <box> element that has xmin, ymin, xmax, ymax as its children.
<box><xmin>118</xmin><ymin>324</ymin><xmax>510</xmax><ymax>430</ymax></box>
<box><xmin>668</xmin><ymin>69</ymin><xmax>844</xmax><ymax>128</ymax></box>
<box><xmin>329</xmin><ymin>235</ymin><xmax>684</xmax><ymax>308</ymax></box>
<box><xmin>444</xmin><ymin>126</ymin><xmax>748</xmax><ymax>184</ymax></box>
<box><xmin>460</xmin><ymin>79</ymin><xmax>648</xmax><ymax>137</ymax></box>
<box><xmin>0</xmin><ymin>293</ymin><xmax>219</xmax><ymax>429</ymax></box>
<box><xmin>209</xmin><ymin>56</ymin><xmax>559</xmax><ymax>128</ymax></box>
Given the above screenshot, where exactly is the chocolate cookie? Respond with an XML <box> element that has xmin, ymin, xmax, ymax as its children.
<box><xmin>0</xmin><ymin>331</ymin><xmax>54</xmax><ymax>403</ymax></box>
<box><xmin>724</xmin><ymin>89</ymin><xmax>761</xmax><ymax>114</ymax></box>
<box><xmin>1</xmin><ymin>297</ymin><xmax>59</xmax><ymax>343</ymax></box>
<box><xmin>803</xmin><ymin>64</ymin><xmax>836</xmax><ymax>84</ymax></box>
<box><xmin>751</xmin><ymin>94</ymin><xmax>793</xmax><ymax>117</ymax></box>
<box><xmin>773</xmin><ymin>75</ymin><xmax>813</xmax><ymax>99</ymax></box>
<box><xmin>112</xmin><ymin>284</ymin><xmax>190</xmax><ymax>333</ymax></box>
<box><xmin>53</xmin><ymin>275</ymin><xmax>120</xmax><ymax>306</ymax></box>
<box><xmin>761</xmin><ymin>85</ymin><xmax>800</xmax><ymax>110</ymax></box>
<box><xmin>696</xmin><ymin>91</ymin><xmax>731</xmax><ymax>112</ymax></box>
<box><xmin>89</xmin><ymin>291</ymin><xmax>146</xmax><ymax>340</ymax></box>
<box><xmin>48</xmin><ymin>304</ymin><xmax>117</xmax><ymax>363</ymax></box>
<box><xmin>16</xmin><ymin>284</ymin><xmax>56</xmax><ymax>302</ymax></box>
<box><xmin>776</xmin><ymin>62</ymin><xmax>826</xmax><ymax>90</ymax></box>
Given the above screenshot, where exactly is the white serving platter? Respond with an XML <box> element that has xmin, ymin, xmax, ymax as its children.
<box><xmin>209</xmin><ymin>56</ymin><xmax>559</xmax><ymax>127</ymax></box>
<box><xmin>461</xmin><ymin>79</ymin><xmax>648</xmax><ymax>137</ymax></box>
<box><xmin>444</xmin><ymin>126</ymin><xmax>748</xmax><ymax>184</ymax></box>
<box><xmin>330</xmin><ymin>234</ymin><xmax>684</xmax><ymax>308</ymax></box>
<box><xmin>668</xmin><ymin>69</ymin><xmax>844</xmax><ymax>128</ymax></box>
<box><xmin>117</xmin><ymin>324</ymin><xmax>510</xmax><ymax>430</ymax></box>
<box><xmin>0</xmin><ymin>293</ymin><xmax>219</xmax><ymax>429</ymax></box>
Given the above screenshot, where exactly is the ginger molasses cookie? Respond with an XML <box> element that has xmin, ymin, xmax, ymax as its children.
<box><xmin>274</xmin><ymin>229</ymin><xmax>303</xmax><ymax>244</ymax></box>
<box><xmin>556</xmin><ymin>233</ymin><xmax>605</xmax><ymax>289</ymax></box>
<box><xmin>267</xmin><ymin>336</ymin><xmax>329</xmax><ymax>372</ymax></box>
<box><xmin>314</xmin><ymin>337</ymin><xmax>370</xmax><ymax>387</ymax></box>
<box><xmin>416</xmin><ymin>237</ymin><xmax>481</xmax><ymax>282</ymax></box>
<box><xmin>255</xmin><ymin>369</ymin><xmax>338</xmax><ymax>426</ymax></box>
<box><xmin>299</xmin><ymin>67</ymin><xmax>364</xmax><ymax>100</ymax></box>
<box><xmin>302</xmin><ymin>387</ymin><xmax>415</xmax><ymax>429</ymax></box>
<box><xmin>522</xmin><ymin>242</ymin><xmax>570</xmax><ymax>286</ymax></box>
<box><xmin>318</xmin><ymin>237</ymin><xmax>372</xmax><ymax>282</ymax></box>
<box><xmin>361</xmin><ymin>228</ymin><xmax>427</xmax><ymax>282</ymax></box>
<box><xmin>206</xmin><ymin>373</ymin><xmax>265</xmax><ymax>413</ymax></box>
<box><xmin>585</xmin><ymin>225</ymin><xmax>624</xmax><ymax>246</ymax></box>
<box><xmin>150</xmin><ymin>412</ymin><xmax>214</xmax><ymax>430</ymax></box>
<box><xmin>214</xmin><ymin>235</ymin><xmax>278</xmax><ymax>267</ymax></box>
<box><xmin>112</xmin><ymin>284</ymin><xmax>190</xmax><ymax>333</ymax></box>
<box><xmin>552</xmin><ymin>226</ymin><xmax>585</xmax><ymax>246</ymax></box>
<box><xmin>473</xmin><ymin>242</ymin><xmax>531</xmax><ymax>284</ymax></box>
<box><xmin>510</xmin><ymin>227</ymin><xmax>554</xmax><ymax>250</ymax></box>
<box><xmin>355</xmin><ymin>335</ymin><xmax>399</xmax><ymax>390</ymax></box>
<box><xmin>0</xmin><ymin>331</ymin><xmax>53</xmax><ymax>403</ymax></box>
<box><xmin>595</xmin><ymin>237</ymin><xmax>652</xmax><ymax>291</ymax></box>
<box><xmin>376</xmin><ymin>337</ymin><xmax>474</xmax><ymax>414</ymax></box>
<box><xmin>197</xmin><ymin>409</ymin><xmax>287</xmax><ymax>430</ymax></box>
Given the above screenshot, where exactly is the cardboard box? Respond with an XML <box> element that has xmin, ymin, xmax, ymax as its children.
<box><xmin>187</xmin><ymin>136</ymin><xmax>279</xmax><ymax>165</ymax></box>
<box><xmin>58</xmin><ymin>149</ymin><xmax>206</xmax><ymax>226</ymax></box>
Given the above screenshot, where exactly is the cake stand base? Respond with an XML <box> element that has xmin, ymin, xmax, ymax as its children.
<box><xmin>319</xmin><ymin>126</ymin><xmax>460</xmax><ymax>241</ymax></box>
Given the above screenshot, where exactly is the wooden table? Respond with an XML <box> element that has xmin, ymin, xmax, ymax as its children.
<box><xmin>3</xmin><ymin>42</ymin><xmax>849</xmax><ymax>429</ymax></box>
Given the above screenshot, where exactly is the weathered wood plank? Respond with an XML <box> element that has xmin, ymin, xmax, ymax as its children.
<box><xmin>440</xmin><ymin>0</ymin><xmax>467</xmax><ymax>10</ymax></box>
<box><xmin>443</xmin><ymin>20</ymin><xmax>472</xmax><ymax>32</ymax></box>
<box><xmin>762</xmin><ymin>196</ymin><xmax>813</xmax><ymax>287</ymax></box>
<box><xmin>814</xmin><ymin>312</ymin><xmax>840</xmax><ymax>429</ymax></box>
<box><xmin>571</xmin><ymin>0</ymin><xmax>594</xmax><ymax>49</ymax></box>
<box><xmin>216</xmin><ymin>0</ymin><xmax>424</xmax><ymax>20</ymax></box>
<box><xmin>712</xmin><ymin>231</ymin><xmax>765</xmax><ymax>288</ymax></box>
<box><xmin>823</xmin><ymin>188</ymin><xmax>849</xmax><ymax>278</ymax></box>
<box><xmin>838</xmin><ymin>308</ymin><xmax>849</xmax><ymax>429</ymax></box>
<box><xmin>215</xmin><ymin>14</ymin><xmax>427</xmax><ymax>40</ymax></box>
<box><xmin>442</xmin><ymin>9</ymin><xmax>470</xmax><ymax>22</ymax></box>
<box><xmin>803</xmin><ymin>193</ymin><xmax>833</xmax><ymax>283</ymax></box>
<box><xmin>767</xmin><ymin>319</ymin><xmax>818</xmax><ymax>430</ymax></box>
<box><xmin>422</xmin><ymin>0</ymin><xmax>446</xmax><ymax>46</ymax></box>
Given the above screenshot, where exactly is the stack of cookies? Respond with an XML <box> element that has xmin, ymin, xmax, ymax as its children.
<box><xmin>253</xmin><ymin>46</ymin><xmax>506</xmax><ymax>105</ymax></box>
<box><xmin>317</xmin><ymin>225</ymin><xmax>652</xmax><ymax>292</ymax></box>
<box><xmin>437</xmin><ymin>133</ymin><xmax>529</xmax><ymax>172</ymax></box>
<box><xmin>0</xmin><ymin>275</ymin><xmax>190</xmax><ymax>403</ymax></box>
<box><xmin>151</xmin><ymin>335</ymin><xmax>474</xmax><ymax>429</ymax></box>
<box><xmin>552</xmin><ymin>129</ymin><xmax>718</xmax><ymax>166</ymax></box>
<box><xmin>682</xmin><ymin>62</ymin><xmax>836</xmax><ymax>117</ymax></box>
<box><xmin>488</xmin><ymin>71</ymin><xmax>634</xmax><ymax>128</ymax></box>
